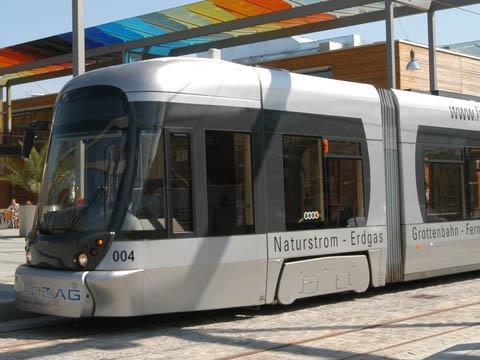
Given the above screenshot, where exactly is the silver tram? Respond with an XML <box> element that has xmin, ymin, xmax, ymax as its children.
<box><xmin>14</xmin><ymin>57</ymin><xmax>480</xmax><ymax>317</ymax></box>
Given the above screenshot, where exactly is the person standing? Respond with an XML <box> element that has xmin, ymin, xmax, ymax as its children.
<box><xmin>7</xmin><ymin>198</ymin><xmax>20</xmax><ymax>228</ymax></box>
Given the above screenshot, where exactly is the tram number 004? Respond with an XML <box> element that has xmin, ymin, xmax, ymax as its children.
<box><xmin>112</xmin><ymin>250</ymin><xmax>135</xmax><ymax>262</ymax></box>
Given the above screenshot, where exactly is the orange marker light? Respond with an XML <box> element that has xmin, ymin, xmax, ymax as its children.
<box><xmin>416</xmin><ymin>243</ymin><xmax>422</xmax><ymax>249</ymax></box>
<box><xmin>96</xmin><ymin>239</ymin><xmax>104</xmax><ymax>247</ymax></box>
<box><xmin>322</xmin><ymin>139</ymin><xmax>329</xmax><ymax>154</ymax></box>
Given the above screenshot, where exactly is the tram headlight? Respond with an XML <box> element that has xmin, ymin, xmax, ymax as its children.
<box><xmin>78</xmin><ymin>253</ymin><xmax>89</xmax><ymax>268</ymax></box>
<box><xmin>26</xmin><ymin>250</ymin><xmax>32</xmax><ymax>264</ymax></box>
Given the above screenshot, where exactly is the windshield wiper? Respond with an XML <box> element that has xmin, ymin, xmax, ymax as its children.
<box><xmin>65</xmin><ymin>185</ymin><xmax>106</xmax><ymax>231</ymax></box>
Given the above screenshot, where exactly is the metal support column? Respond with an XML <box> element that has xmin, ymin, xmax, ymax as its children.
<box><xmin>75</xmin><ymin>140</ymin><xmax>85</xmax><ymax>200</ymax></box>
<box><xmin>6</xmin><ymin>85</ymin><xmax>12</xmax><ymax>132</ymax></box>
<box><xmin>428</xmin><ymin>8</ymin><xmax>437</xmax><ymax>93</ymax></box>
<box><xmin>385</xmin><ymin>0</ymin><xmax>396</xmax><ymax>89</ymax></box>
<box><xmin>72</xmin><ymin>0</ymin><xmax>85</xmax><ymax>76</ymax></box>
<box><xmin>0</xmin><ymin>87</ymin><xmax>4</xmax><ymax>135</ymax></box>
<box><xmin>122</xmin><ymin>49</ymin><xmax>130</xmax><ymax>64</ymax></box>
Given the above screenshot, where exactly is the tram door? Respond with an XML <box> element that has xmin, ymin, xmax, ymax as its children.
<box><xmin>142</xmin><ymin>115</ymin><xmax>268</xmax><ymax>314</ymax></box>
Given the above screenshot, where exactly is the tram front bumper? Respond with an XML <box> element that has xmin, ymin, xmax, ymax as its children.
<box><xmin>14</xmin><ymin>265</ymin><xmax>94</xmax><ymax>318</ymax></box>
<box><xmin>15</xmin><ymin>265</ymin><xmax>145</xmax><ymax>317</ymax></box>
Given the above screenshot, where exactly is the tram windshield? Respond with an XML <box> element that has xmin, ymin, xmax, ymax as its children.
<box><xmin>37</xmin><ymin>86</ymin><xmax>129</xmax><ymax>234</ymax></box>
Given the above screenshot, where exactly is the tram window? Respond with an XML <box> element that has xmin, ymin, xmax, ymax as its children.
<box><xmin>283</xmin><ymin>136</ymin><xmax>325</xmax><ymax>230</ymax></box>
<box><xmin>327</xmin><ymin>141</ymin><xmax>361</xmax><ymax>157</ymax></box>
<box><xmin>424</xmin><ymin>148</ymin><xmax>463</xmax><ymax>161</ymax></box>
<box><xmin>123</xmin><ymin>132</ymin><xmax>168</xmax><ymax>238</ymax></box>
<box><xmin>170</xmin><ymin>133</ymin><xmax>193</xmax><ymax>233</ymax></box>
<box><xmin>424</xmin><ymin>147</ymin><xmax>465</xmax><ymax>222</ymax></box>
<box><xmin>467</xmin><ymin>148</ymin><xmax>480</xmax><ymax>219</ymax></box>
<box><xmin>205</xmin><ymin>131</ymin><xmax>254</xmax><ymax>236</ymax></box>
<box><xmin>325</xmin><ymin>141</ymin><xmax>365</xmax><ymax>228</ymax></box>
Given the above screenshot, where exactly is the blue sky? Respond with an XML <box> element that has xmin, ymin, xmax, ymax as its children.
<box><xmin>1</xmin><ymin>1</ymin><xmax>479</xmax><ymax>98</ymax></box>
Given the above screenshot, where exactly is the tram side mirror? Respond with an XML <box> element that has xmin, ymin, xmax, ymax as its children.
<box><xmin>22</xmin><ymin>128</ymin><xmax>35</xmax><ymax>159</ymax></box>
<box><xmin>22</xmin><ymin>120</ymin><xmax>50</xmax><ymax>158</ymax></box>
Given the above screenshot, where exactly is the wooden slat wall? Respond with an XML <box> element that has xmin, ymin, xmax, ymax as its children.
<box><xmin>261</xmin><ymin>43</ymin><xmax>398</xmax><ymax>89</ymax></box>
<box><xmin>0</xmin><ymin>94</ymin><xmax>54</xmax><ymax>208</ymax></box>
<box><xmin>261</xmin><ymin>41</ymin><xmax>480</xmax><ymax>96</ymax></box>
<box><xmin>399</xmin><ymin>42</ymin><xmax>480</xmax><ymax>96</ymax></box>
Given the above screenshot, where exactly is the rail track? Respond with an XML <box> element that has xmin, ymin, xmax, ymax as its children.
<box><xmin>217</xmin><ymin>301</ymin><xmax>480</xmax><ymax>359</ymax></box>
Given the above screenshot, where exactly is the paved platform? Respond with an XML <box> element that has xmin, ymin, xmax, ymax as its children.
<box><xmin>0</xmin><ymin>229</ymin><xmax>37</xmax><ymax>322</ymax></box>
<box><xmin>0</xmin><ymin>229</ymin><xmax>24</xmax><ymax>285</ymax></box>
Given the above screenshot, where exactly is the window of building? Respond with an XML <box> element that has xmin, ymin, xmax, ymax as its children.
<box><xmin>295</xmin><ymin>66</ymin><xmax>333</xmax><ymax>79</ymax></box>
<box><xmin>325</xmin><ymin>141</ymin><xmax>365</xmax><ymax>228</ymax></box>
<box><xmin>283</xmin><ymin>136</ymin><xmax>325</xmax><ymax>230</ymax></box>
<box><xmin>170</xmin><ymin>133</ymin><xmax>193</xmax><ymax>233</ymax></box>
<box><xmin>424</xmin><ymin>147</ymin><xmax>465</xmax><ymax>222</ymax></box>
<box><xmin>205</xmin><ymin>131</ymin><xmax>254</xmax><ymax>236</ymax></box>
<box><xmin>466</xmin><ymin>148</ymin><xmax>480</xmax><ymax>219</ymax></box>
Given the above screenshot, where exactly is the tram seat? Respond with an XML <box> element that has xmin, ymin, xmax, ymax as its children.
<box><xmin>347</xmin><ymin>217</ymin><xmax>366</xmax><ymax>227</ymax></box>
<box><xmin>122</xmin><ymin>212</ymin><xmax>143</xmax><ymax>230</ymax></box>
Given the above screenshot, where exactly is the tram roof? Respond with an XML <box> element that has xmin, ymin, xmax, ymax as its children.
<box><xmin>0</xmin><ymin>0</ymin><xmax>478</xmax><ymax>86</ymax></box>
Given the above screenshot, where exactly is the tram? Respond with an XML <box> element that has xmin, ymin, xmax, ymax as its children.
<box><xmin>15</xmin><ymin>57</ymin><xmax>480</xmax><ymax>317</ymax></box>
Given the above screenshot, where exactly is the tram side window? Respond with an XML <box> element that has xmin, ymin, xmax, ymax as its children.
<box><xmin>170</xmin><ymin>133</ymin><xmax>193</xmax><ymax>233</ymax></box>
<box><xmin>283</xmin><ymin>136</ymin><xmax>325</xmax><ymax>230</ymax></box>
<box><xmin>124</xmin><ymin>132</ymin><xmax>168</xmax><ymax>238</ymax></box>
<box><xmin>205</xmin><ymin>131</ymin><xmax>254</xmax><ymax>236</ymax></box>
<box><xmin>325</xmin><ymin>141</ymin><xmax>365</xmax><ymax>228</ymax></box>
<box><xmin>467</xmin><ymin>148</ymin><xmax>480</xmax><ymax>219</ymax></box>
<box><xmin>424</xmin><ymin>148</ymin><xmax>466</xmax><ymax>222</ymax></box>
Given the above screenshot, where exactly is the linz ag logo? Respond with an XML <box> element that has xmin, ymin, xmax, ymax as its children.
<box><xmin>23</xmin><ymin>285</ymin><xmax>81</xmax><ymax>302</ymax></box>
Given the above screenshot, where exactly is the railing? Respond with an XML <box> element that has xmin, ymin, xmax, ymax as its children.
<box><xmin>0</xmin><ymin>130</ymin><xmax>24</xmax><ymax>147</ymax></box>
<box><xmin>0</xmin><ymin>130</ymin><xmax>50</xmax><ymax>144</ymax></box>
<box><xmin>0</xmin><ymin>129</ymin><xmax>50</xmax><ymax>157</ymax></box>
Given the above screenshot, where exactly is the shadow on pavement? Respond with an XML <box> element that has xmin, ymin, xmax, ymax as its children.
<box><xmin>425</xmin><ymin>343</ymin><xmax>480</xmax><ymax>359</ymax></box>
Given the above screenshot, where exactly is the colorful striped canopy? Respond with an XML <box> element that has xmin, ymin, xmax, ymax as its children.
<box><xmin>0</xmin><ymin>0</ymin><xmax>386</xmax><ymax>84</ymax></box>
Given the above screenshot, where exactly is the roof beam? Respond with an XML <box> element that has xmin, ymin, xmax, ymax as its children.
<box><xmin>431</xmin><ymin>0</ymin><xmax>480</xmax><ymax>11</ymax></box>
<box><xmin>0</xmin><ymin>0</ymin><xmax>379</xmax><ymax>76</ymax></box>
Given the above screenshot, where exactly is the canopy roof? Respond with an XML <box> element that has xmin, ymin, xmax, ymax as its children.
<box><xmin>0</xmin><ymin>0</ymin><xmax>477</xmax><ymax>86</ymax></box>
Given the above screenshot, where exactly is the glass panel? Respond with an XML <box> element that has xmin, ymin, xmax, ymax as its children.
<box><xmin>283</xmin><ymin>136</ymin><xmax>324</xmax><ymax>230</ymax></box>
<box><xmin>53</xmin><ymin>86</ymin><xmax>129</xmax><ymax>134</ymax></box>
<box><xmin>326</xmin><ymin>158</ymin><xmax>365</xmax><ymax>228</ymax></box>
<box><xmin>467</xmin><ymin>148</ymin><xmax>480</xmax><ymax>219</ymax></box>
<box><xmin>327</xmin><ymin>141</ymin><xmax>361</xmax><ymax>157</ymax></box>
<box><xmin>424</xmin><ymin>147</ymin><xmax>462</xmax><ymax>162</ymax></box>
<box><xmin>122</xmin><ymin>131</ymin><xmax>167</xmax><ymax>238</ymax></box>
<box><xmin>206</xmin><ymin>131</ymin><xmax>254</xmax><ymax>236</ymax></box>
<box><xmin>170</xmin><ymin>133</ymin><xmax>193</xmax><ymax>233</ymax></box>
<box><xmin>425</xmin><ymin>162</ymin><xmax>466</xmax><ymax>222</ymax></box>
<box><xmin>39</xmin><ymin>133</ymin><xmax>126</xmax><ymax>234</ymax></box>
<box><xmin>37</xmin><ymin>86</ymin><xmax>128</xmax><ymax>235</ymax></box>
